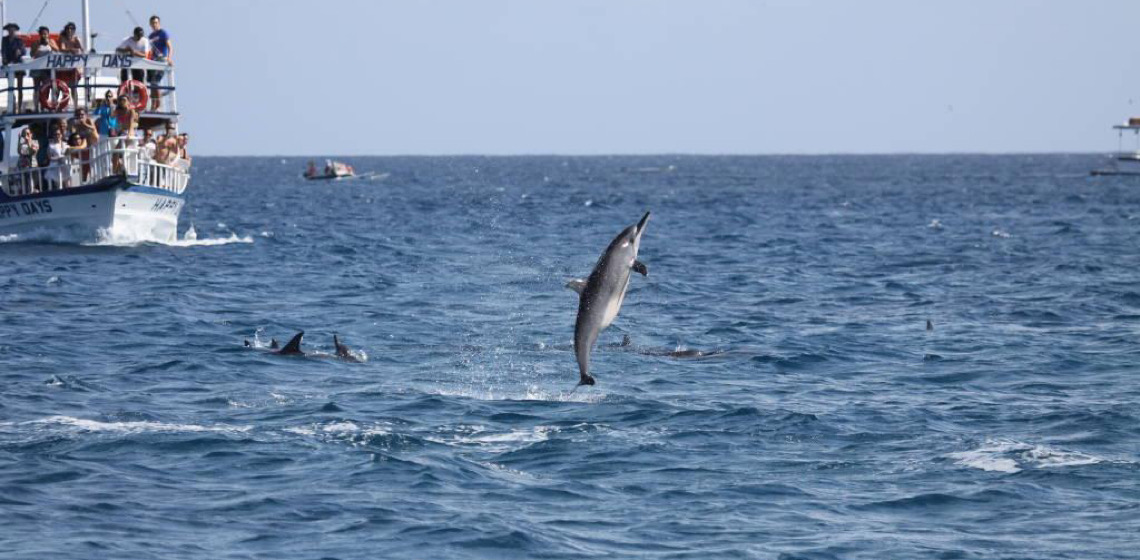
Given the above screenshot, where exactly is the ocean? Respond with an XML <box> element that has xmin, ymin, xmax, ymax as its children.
<box><xmin>1</xmin><ymin>154</ymin><xmax>1138</xmax><ymax>559</ymax></box>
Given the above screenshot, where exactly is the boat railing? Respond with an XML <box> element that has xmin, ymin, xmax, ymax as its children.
<box><xmin>0</xmin><ymin>136</ymin><xmax>189</xmax><ymax>197</ymax></box>
<box><xmin>0</xmin><ymin>52</ymin><xmax>178</xmax><ymax>116</ymax></box>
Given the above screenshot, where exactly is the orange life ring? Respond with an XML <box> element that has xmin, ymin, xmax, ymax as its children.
<box><xmin>118</xmin><ymin>80</ymin><xmax>149</xmax><ymax>111</ymax></box>
<box><xmin>38</xmin><ymin>79</ymin><xmax>71</xmax><ymax>112</ymax></box>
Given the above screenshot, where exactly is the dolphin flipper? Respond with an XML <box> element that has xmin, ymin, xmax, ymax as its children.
<box><xmin>279</xmin><ymin>332</ymin><xmax>304</xmax><ymax>355</ymax></box>
<box><xmin>633</xmin><ymin>260</ymin><xmax>648</xmax><ymax>277</ymax></box>
<box><xmin>566</xmin><ymin>278</ymin><xmax>587</xmax><ymax>294</ymax></box>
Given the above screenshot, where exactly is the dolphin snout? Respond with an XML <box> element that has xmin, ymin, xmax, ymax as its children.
<box><xmin>635</xmin><ymin>211</ymin><xmax>651</xmax><ymax>236</ymax></box>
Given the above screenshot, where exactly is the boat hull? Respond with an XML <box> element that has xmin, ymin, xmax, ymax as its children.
<box><xmin>0</xmin><ymin>177</ymin><xmax>184</xmax><ymax>242</ymax></box>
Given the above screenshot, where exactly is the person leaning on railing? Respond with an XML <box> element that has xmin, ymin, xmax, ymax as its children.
<box><xmin>147</xmin><ymin>15</ymin><xmax>173</xmax><ymax>112</ymax></box>
<box><xmin>67</xmin><ymin>131</ymin><xmax>89</xmax><ymax>182</ymax></box>
<box><xmin>56</xmin><ymin>23</ymin><xmax>83</xmax><ymax>106</ymax></box>
<box><xmin>30</xmin><ymin>26</ymin><xmax>58</xmax><ymax>112</ymax></box>
<box><xmin>115</xmin><ymin>27</ymin><xmax>149</xmax><ymax>84</ymax></box>
<box><xmin>2</xmin><ymin>23</ymin><xmax>28</xmax><ymax>114</ymax></box>
<box><xmin>140</xmin><ymin>129</ymin><xmax>156</xmax><ymax>161</ymax></box>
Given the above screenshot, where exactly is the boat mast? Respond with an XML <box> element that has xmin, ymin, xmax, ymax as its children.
<box><xmin>81</xmin><ymin>0</ymin><xmax>91</xmax><ymax>53</ymax></box>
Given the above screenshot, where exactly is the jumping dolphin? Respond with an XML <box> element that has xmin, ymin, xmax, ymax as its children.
<box><xmin>573</xmin><ymin>211</ymin><xmax>651</xmax><ymax>386</ymax></box>
<box><xmin>333</xmin><ymin>335</ymin><xmax>361</xmax><ymax>363</ymax></box>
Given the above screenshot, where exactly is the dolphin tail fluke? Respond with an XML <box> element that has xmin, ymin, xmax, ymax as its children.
<box><xmin>280</xmin><ymin>331</ymin><xmax>304</xmax><ymax>355</ymax></box>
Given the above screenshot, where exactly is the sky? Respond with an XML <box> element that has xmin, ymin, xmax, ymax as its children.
<box><xmin>6</xmin><ymin>0</ymin><xmax>1140</xmax><ymax>156</ymax></box>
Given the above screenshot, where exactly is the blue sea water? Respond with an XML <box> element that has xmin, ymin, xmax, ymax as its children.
<box><xmin>1</xmin><ymin>154</ymin><xmax>1139</xmax><ymax>559</ymax></box>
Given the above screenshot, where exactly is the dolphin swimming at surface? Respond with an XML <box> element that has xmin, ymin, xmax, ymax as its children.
<box><xmin>572</xmin><ymin>211</ymin><xmax>651</xmax><ymax>386</ymax></box>
<box><xmin>333</xmin><ymin>334</ymin><xmax>361</xmax><ymax>363</ymax></box>
<box><xmin>277</xmin><ymin>332</ymin><xmax>305</xmax><ymax>355</ymax></box>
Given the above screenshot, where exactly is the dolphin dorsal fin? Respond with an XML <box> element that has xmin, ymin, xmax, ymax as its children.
<box><xmin>334</xmin><ymin>334</ymin><xmax>348</xmax><ymax>356</ymax></box>
<box><xmin>280</xmin><ymin>331</ymin><xmax>304</xmax><ymax>355</ymax></box>
<box><xmin>565</xmin><ymin>278</ymin><xmax>587</xmax><ymax>295</ymax></box>
<box><xmin>269</xmin><ymin>338</ymin><xmax>280</xmax><ymax>349</ymax></box>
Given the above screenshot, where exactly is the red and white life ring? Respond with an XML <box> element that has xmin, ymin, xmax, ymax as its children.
<box><xmin>38</xmin><ymin>79</ymin><xmax>71</xmax><ymax>112</ymax></box>
<box><xmin>118</xmin><ymin>80</ymin><xmax>149</xmax><ymax>111</ymax></box>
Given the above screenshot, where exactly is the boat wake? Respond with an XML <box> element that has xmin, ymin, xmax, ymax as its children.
<box><xmin>88</xmin><ymin>225</ymin><xmax>254</xmax><ymax>247</ymax></box>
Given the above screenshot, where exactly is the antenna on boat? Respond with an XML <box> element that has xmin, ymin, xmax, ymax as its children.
<box><xmin>30</xmin><ymin>0</ymin><xmax>52</xmax><ymax>31</ymax></box>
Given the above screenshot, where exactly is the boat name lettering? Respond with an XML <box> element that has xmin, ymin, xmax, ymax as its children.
<box><xmin>150</xmin><ymin>199</ymin><xmax>179</xmax><ymax>213</ymax></box>
<box><xmin>43</xmin><ymin>53</ymin><xmax>134</xmax><ymax>69</ymax></box>
<box><xmin>0</xmin><ymin>200</ymin><xmax>51</xmax><ymax>219</ymax></box>
<box><xmin>100</xmin><ymin>54</ymin><xmax>134</xmax><ymax>69</ymax></box>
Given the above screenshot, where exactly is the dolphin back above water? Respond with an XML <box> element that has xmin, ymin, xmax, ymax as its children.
<box><xmin>573</xmin><ymin>211</ymin><xmax>651</xmax><ymax>386</ymax></box>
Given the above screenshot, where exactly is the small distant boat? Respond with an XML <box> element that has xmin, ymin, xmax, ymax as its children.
<box><xmin>304</xmin><ymin>159</ymin><xmax>355</xmax><ymax>181</ymax></box>
<box><xmin>1091</xmin><ymin>118</ymin><xmax>1140</xmax><ymax>176</ymax></box>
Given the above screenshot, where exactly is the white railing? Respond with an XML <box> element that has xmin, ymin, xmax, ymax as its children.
<box><xmin>0</xmin><ymin>137</ymin><xmax>189</xmax><ymax>198</ymax></box>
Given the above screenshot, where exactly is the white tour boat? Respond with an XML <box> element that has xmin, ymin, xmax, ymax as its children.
<box><xmin>0</xmin><ymin>0</ymin><xmax>189</xmax><ymax>242</ymax></box>
<box><xmin>1091</xmin><ymin>118</ymin><xmax>1140</xmax><ymax>176</ymax></box>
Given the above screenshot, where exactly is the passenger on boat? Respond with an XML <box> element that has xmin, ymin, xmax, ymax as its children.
<box><xmin>17</xmin><ymin>128</ymin><xmax>38</xmax><ymax>169</ymax></box>
<box><xmin>147</xmin><ymin>15</ymin><xmax>172</xmax><ymax>111</ymax></box>
<box><xmin>111</xmin><ymin>96</ymin><xmax>138</xmax><ymax>137</ymax></box>
<box><xmin>154</xmin><ymin>123</ymin><xmax>178</xmax><ymax>164</ymax></box>
<box><xmin>69</xmin><ymin>107</ymin><xmax>100</xmax><ymax>145</ymax></box>
<box><xmin>67</xmin><ymin>132</ymin><xmax>90</xmax><ymax>181</ymax></box>
<box><xmin>306</xmin><ymin>160</ymin><xmax>317</xmax><ymax>177</ymax></box>
<box><xmin>2</xmin><ymin>23</ymin><xmax>27</xmax><ymax>114</ymax></box>
<box><xmin>47</xmin><ymin>129</ymin><xmax>70</xmax><ymax>189</ymax></box>
<box><xmin>140</xmin><ymin>129</ymin><xmax>157</xmax><ymax>161</ymax></box>
<box><xmin>30</xmin><ymin>26</ymin><xmax>58</xmax><ymax>112</ymax></box>
<box><xmin>93</xmin><ymin>92</ymin><xmax>115</xmax><ymax>136</ymax></box>
<box><xmin>175</xmin><ymin>133</ymin><xmax>192</xmax><ymax>170</ymax></box>
<box><xmin>56</xmin><ymin>23</ymin><xmax>83</xmax><ymax>105</ymax></box>
<box><xmin>115</xmin><ymin>27</ymin><xmax>149</xmax><ymax>83</ymax></box>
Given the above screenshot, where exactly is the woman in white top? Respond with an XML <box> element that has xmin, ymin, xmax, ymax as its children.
<box><xmin>47</xmin><ymin>128</ymin><xmax>69</xmax><ymax>189</ymax></box>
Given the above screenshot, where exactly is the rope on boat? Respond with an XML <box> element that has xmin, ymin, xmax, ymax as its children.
<box><xmin>29</xmin><ymin>0</ymin><xmax>52</xmax><ymax>31</ymax></box>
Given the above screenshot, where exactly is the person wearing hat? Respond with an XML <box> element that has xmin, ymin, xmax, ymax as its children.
<box><xmin>2</xmin><ymin>23</ymin><xmax>27</xmax><ymax>113</ymax></box>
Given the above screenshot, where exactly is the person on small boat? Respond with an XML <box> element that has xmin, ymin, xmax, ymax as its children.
<box><xmin>2</xmin><ymin>23</ymin><xmax>28</xmax><ymax>113</ymax></box>
<box><xmin>306</xmin><ymin>160</ymin><xmax>317</xmax><ymax>177</ymax></box>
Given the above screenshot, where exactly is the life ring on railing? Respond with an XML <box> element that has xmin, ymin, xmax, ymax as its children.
<box><xmin>38</xmin><ymin>79</ymin><xmax>71</xmax><ymax>112</ymax></box>
<box><xmin>118</xmin><ymin>80</ymin><xmax>149</xmax><ymax>111</ymax></box>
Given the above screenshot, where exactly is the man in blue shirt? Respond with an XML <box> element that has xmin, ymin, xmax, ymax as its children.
<box><xmin>147</xmin><ymin>15</ymin><xmax>172</xmax><ymax>111</ymax></box>
<box><xmin>2</xmin><ymin>23</ymin><xmax>27</xmax><ymax>113</ymax></box>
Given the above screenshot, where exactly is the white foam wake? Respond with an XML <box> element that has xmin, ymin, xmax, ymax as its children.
<box><xmin>947</xmin><ymin>438</ymin><xmax>1104</xmax><ymax>474</ymax></box>
<box><xmin>19</xmin><ymin>415</ymin><xmax>252</xmax><ymax>435</ymax></box>
<box><xmin>88</xmin><ymin>225</ymin><xmax>253</xmax><ymax>247</ymax></box>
